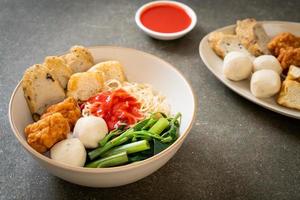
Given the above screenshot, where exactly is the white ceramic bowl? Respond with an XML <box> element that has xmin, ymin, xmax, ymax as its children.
<box><xmin>9</xmin><ymin>46</ymin><xmax>196</xmax><ymax>187</ymax></box>
<box><xmin>135</xmin><ymin>1</ymin><xmax>197</xmax><ymax>40</ymax></box>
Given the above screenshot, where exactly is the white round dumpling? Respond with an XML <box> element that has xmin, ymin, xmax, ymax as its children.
<box><xmin>223</xmin><ymin>52</ymin><xmax>253</xmax><ymax>81</ymax></box>
<box><xmin>50</xmin><ymin>138</ymin><xmax>86</xmax><ymax>167</ymax></box>
<box><xmin>250</xmin><ymin>69</ymin><xmax>281</xmax><ymax>98</ymax></box>
<box><xmin>253</xmin><ymin>55</ymin><xmax>282</xmax><ymax>74</ymax></box>
<box><xmin>73</xmin><ymin>116</ymin><xmax>108</xmax><ymax>148</ymax></box>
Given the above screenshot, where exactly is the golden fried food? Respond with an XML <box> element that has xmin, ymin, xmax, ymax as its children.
<box><xmin>236</xmin><ymin>18</ymin><xmax>270</xmax><ymax>56</ymax></box>
<box><xmin>25</xmin><ymin>113</ymin><xmax>70</xmax><ymax>153</ymax></box>
<box><xmin>22</xmin><ymin>64</ymin><xmax>65</xmax><ymax>121</ymax></box>
<box><xmin>61</xmin><ymin>45</ymin><xmax>94</xmax><ymax>73</ymax></box>
<box><xmin>41</xmin><ymin>97</ymin><xmax>81</xmax><ymax>129</ymax></box>
<box><xmin>43</xmin><ymin>56</ymin><xmax>72</xmax><ymax>89</ymax></box>
<box><xmin>67</xmin><ymin>72</ymin><xmax>104</xmax><ymax>101</ymax></box>
<box><xmin>207</xmin><ymin>32</ymin><xmax>250</xmax><ymax>58</ymax></box>
<box><xmin>277</xmin><ymin>47</ymin><xmax>300</xmax><ymax>70</ymax></box>
<box><xmin>268</xmin><ymin>32</ymin><xmax>300</xmax><ymax>56</ymax></box>
<box><xmin>277</xmin><ymin>65</ymin><xmax>300</xmax><ymax>110</ymax></box>
<box><xmin>88</xmin><ymin>60</ymin><xmax>127</xmax><ymax>82</ymax></box>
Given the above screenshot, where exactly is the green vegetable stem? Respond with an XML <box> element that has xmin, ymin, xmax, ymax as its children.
<box><xmin>133</xmin><ymin>118</ymin><xmax>150</xmax><ymax>131</ymax></box>
<box><xmin>142</xmin><ymin>118</ymin><xmax>157</xmax><ymax>130</ymax></box>
<box><xmin>88</xmin><ymin>112</ymin><xmax>181</xmax><ymax>162</ymax></box>
<box><xmin>161</xmin><ymin>113</ymin><xmax>181</xmax><ymax>141</ymax></box>
<box><xmin>89</xmin><ymin>129</ymin><xmax>134</xmax><ymax>160</ymax></box>
<box><xmin>99</xmin><ymin>129</ymin><xmax>122</xmax><ymax>147</ymax></box>
<box><xmin>102</xmin><ymin>140</ymin><xmax>150</xmax><ymax>157</ymax></box>
<box><xmin>148</xmin><ymin>118</ymin><xmax>169</xmax><ymax>135</ymax></box>
<box><xmin>133</xmin><ymin>130</ymin><xmax>172</xmax><ymax>142</ymax></box>
<box><xmin>85</xmin><ymin>152</ymin><xmax>128</xmax><ymax>168</ymax></box>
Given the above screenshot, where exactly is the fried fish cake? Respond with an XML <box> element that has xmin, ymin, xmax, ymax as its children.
<box><xmin>25</xmin><ymin>113</ymin><xmax>70</xmax><ymax>153</ymax></box>
<box><xmin>277</xmin><ymin>47</ymin><xmax>300</xmax><ymax>70</ymax></box>
<box><xmin>268</xmin><ymin>32</ymin><xmax>300</xmax><ymax>56</ymax></box>
<box><xmin>61</xmin><ymin>45</ymin><xmax>94</xmax><ymax>73</ymax></box>
<box><xmin>235</xmin><ymin>18</ymin><xmax>270</xmax><ymax>56</ymax></box>
<box><xmin>67</xmin><ymin>72</ymin><xmax>104</xmax><ymax>101</ymax></box>
<box><xmin>22</xmin><ymin>64</ymin><xmax>66</xmax><ymax>121</ymax></box>
<box><xmin>207</xmin><ymin>32</ymin><xmax>250</xmax><ymax>58</ymax></box>
<box><xmin>43</xmin><ymin>56</ymin><xmax>72</xmax><ymax>89</ymax></box>
<box><xmin>88</xmin><ymin>60</ymin><xmax>127</xmax><ymax>82</ymax></box>
<box><xmin>41</xmin><ymin>97</ymin><xmax>81</xmax><ymax>129</ymax></box>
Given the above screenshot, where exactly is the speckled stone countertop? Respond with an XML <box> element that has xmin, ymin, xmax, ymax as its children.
<box><xmin>1</xmin><ymin>0</ymin><xmax>300</xmax><ymax>199</ymax></box>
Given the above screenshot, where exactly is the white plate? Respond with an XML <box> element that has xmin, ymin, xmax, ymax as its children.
<box><xmin>199</xmin><ymin>21</ymin><xmax>300</xmax><ymax>119</ymax></box>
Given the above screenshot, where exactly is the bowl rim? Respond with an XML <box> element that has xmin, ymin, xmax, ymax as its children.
<box><xmin>135</xmin><ymin>0</ymin><xmax>197</xmax><ymax>37</ymax></box>
<box><xmin>9</xmin><ymin>45</ymin><xmax>197</xmax><ymax>173</ymax></box>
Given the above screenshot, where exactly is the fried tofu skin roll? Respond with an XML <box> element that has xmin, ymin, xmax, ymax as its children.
<box><xmin>25</xmin><ymin>113</ymin><xmax>70</xmax><ymax>153</ymax></box>
<box><xmin>41</xmin><ymin>97</ymin><xmax>81</xmax><ymax>129</ymax></box>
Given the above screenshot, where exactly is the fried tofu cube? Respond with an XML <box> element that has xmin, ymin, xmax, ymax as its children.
<box><xmin>67</xmin><ymin>72</ymin><xmax>104</xmax><ymax>101</ymax></box>
<box><xmin>277</xmin><ymin>65</ymin><xmax>300</xmax><ymax>110</ymax></box>
<box><xmin>88</xmin><ymin>60</ymin><xmax>127</xmax><ymax>82</ymax></box>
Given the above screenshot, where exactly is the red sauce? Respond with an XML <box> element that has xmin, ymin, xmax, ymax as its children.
<box><xmin>140</xmin><ymin>4</ymin><xmax>191</xmax><ymax>33</ymax></box>
<box><xmin>84</xmin><ymin>89</ymin><xmax>143</xmax><ymax>131</ymax></box>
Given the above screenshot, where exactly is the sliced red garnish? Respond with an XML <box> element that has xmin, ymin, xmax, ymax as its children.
<box><xmin>82</xmin><ymin>89</ymin><xmax>143</xmax><ymax>130</ymax></box>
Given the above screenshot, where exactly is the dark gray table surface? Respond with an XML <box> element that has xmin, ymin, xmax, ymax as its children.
<box><xmin>1</xmin><ymin>0</ymin><xmax>300</xmax><ymax>199</ymax></box>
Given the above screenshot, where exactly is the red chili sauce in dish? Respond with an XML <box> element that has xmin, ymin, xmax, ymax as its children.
<box><xmin>140</xmin><ymin>4</ymin><xmax>191</xmax><ymax>33</ymax></box>
<box><xmin>84</xmin><ymin>89</ymin><xmax>143</xmax><ymax>131</ymax></box>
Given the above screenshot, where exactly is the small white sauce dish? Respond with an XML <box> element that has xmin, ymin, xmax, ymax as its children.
<box><xmin>135</xmin><ymin>1</ymin><xmax>197</xmax><ymax>40</ymax></box>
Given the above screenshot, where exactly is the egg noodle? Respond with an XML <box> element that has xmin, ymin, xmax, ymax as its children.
<box><xmin>82</xmin><ymin>79</ymin><xmax>170</xmax><ymax>118</ymax></box>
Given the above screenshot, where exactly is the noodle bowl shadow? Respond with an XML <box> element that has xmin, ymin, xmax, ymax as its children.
<box><xmin>9</xmin><ymin>46</ymin><xmax>196</xmax><ymax>187</ymax></box>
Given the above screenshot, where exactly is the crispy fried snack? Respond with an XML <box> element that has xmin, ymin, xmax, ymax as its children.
<box><xmin>277</xmin><ymin>65</ymin><xmax>300</xmax><ymax>110</ymax></box>
<box><xmin>268</xmin><ymin>32</ymin><xmax>300</xmax><ymax>56</ymax></box>
<box><xmin>25</xmin><ymin>113</ymin><xmax>70</xmax><ymax>153</ymax></box>
<box><xmin>277</xmin><ymin>47</ymin><xmax>300</xmax><ymax>70</ymax></box>
<box><xmin>61</xmin><ymin>45</ymin><xmax>94</xmax><ymax>73</ymax></box>
<box><xmin>41</xmin><ymin>97</ymin><xmax>81</xmax><ymax>129</ymax></box>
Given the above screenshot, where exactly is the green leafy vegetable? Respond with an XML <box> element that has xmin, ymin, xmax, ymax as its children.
<box><xmin>102</xmin><ymin>140</ymin><xmax>150</xmax><ymax>157</ymax></box>
<box><xmin>85</xmin><ymin>152</ymin><xmax>128</xmax><ymax>168</ymax></box>
<box><xmin>99</xmin><ymin>129</ymin><xmax>123</xmax><ymax>147</ymax></box>
<box><xmin>153</xmin><ymin>139</ymin><xmax>172</xmax><ymax>155</ymax></box>
<box><xmin>148</xmin><ymin>117</ymin><xmax>169</xmax><ymax>135</ymax></box>
<box><xmin>142</xmin><ymin>118</ymin><xmax>157</xmax><ymax>130</ymax></box>
<box><xmin>128</xmin><ymin>154</ymin><xmax>150</xmax><ymax>162</ymax></box>
<box><xmin>88</xmin><ymin>128</ymin><xmax>135</xmax><ymax>160</ymax></box>
<box><xmin>133</xmin><ymin>118</ymin><xmax>150</xmax><ymax>131</ymax></box>
<box><xmin>87</xmin><ymin>112</ymin><xmax>182</xmax><ymax>166</ymax></box>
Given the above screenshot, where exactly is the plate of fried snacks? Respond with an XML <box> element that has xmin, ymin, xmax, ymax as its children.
<box><xmin>200</xmin><ymin>19</ymin><xmax>300</xmax><ymax>119</ymax></box>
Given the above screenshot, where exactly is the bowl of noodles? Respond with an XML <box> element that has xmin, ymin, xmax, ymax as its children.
<box><xmin>9</xmin><ymin>46</ymin><xmax>196</xmax><ymax>187</ymax></box>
